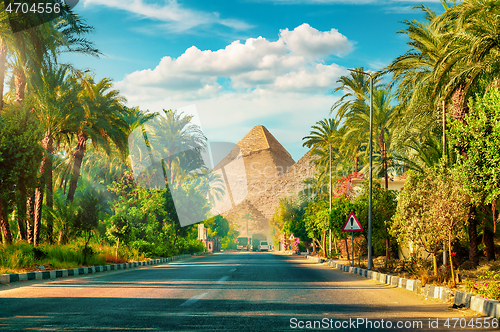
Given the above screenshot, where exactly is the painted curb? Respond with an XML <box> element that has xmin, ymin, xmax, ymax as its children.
<box><xmin>0</xmin><ymin>252</ymin><xmax>210</xmax><ymax>286</ymax></box>
<box><xmin>303</xmin><ymin>257</ymin><xmax>500</xmax><ymax>320</ymax></box>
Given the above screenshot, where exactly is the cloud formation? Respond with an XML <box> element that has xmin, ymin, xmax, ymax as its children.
<box><xmin>116</xmin><ymin>23</ymin><xmax>351</xmax><ymax>100</ymax></box>
<box><xmin>114</xmin><ymin>23</ymin><xmax>351</xmax><ymax>160</ymax></box>
<box><xmin>83</xmin><ymin>0</ymin><xmax>252</xmax><ymax>32</ymax></box>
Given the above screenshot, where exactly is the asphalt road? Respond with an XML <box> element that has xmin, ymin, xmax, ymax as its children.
<box><xmin>0</xmin><ymin>252</ymin><xmax>486</xmax><ymax>331</ymax></box>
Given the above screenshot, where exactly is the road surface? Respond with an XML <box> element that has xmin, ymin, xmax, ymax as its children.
<box><xmin>0</xmin><ymin>252</ymin><xmax>486</xmax><ymax>331</ymax></box>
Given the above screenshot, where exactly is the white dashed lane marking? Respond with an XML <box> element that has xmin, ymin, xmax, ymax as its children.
<box><xmin>180</xmin><ymin>292</ymin><xmax>209</xmax><ymax>307</ymax></box>
<box><xmin>217</xmin><ymin>276</ymin><xmax>230</xmax><ymax>283</ymax></box>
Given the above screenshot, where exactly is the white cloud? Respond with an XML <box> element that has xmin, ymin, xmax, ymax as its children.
<box><xmin>82</xmin><ymin>0</ymin><xmax>252</xmax><ymax>32</ymax></box>
<box><xmin>273</xmin><ymin>63</ymin><xmax>345</xmax><ymax>93</ymax></box>
<box><xmin>115</xmin><ymin>24</ymin><xmax>351</xmax><ymax>160</ymax></box>
<box><xmin>116</xmin><ymin>23</ymin><xmax>352</xmax><ymax>98</ymax></box>
<box><xmin>280</xmin><ymin>23</ymin><xmax>351</xmax><ymax>57</ymax></box>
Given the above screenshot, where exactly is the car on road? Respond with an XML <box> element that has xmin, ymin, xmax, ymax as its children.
<box><xmin>259</xmin><ymin>241</ymin><xmax>270</xmax><ymax>251</ymax></box>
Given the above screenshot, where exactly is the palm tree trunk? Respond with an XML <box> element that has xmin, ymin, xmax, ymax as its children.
<box><xmin>15</xmin><ymin>69</ymin><xmax>27</xmax><ymax>104</ymax></box>
<box><xmin>322</xmin><ymin>231</ymin><xmax>326</xmax><ymax>256</ymax></box>
<box><xmin>67</xmin><ymin>132</ymin><xmax>87</xmax><ymax>202</ymax></box>
<box><xmin>383</xmin><ymin>142</ymin><xmax>388</xmax><ymax>190</ymax></box>
<box><xmin>469</xmin><ymin>205</ymin><xmax>479</xmax><ymax>267</ymax></box>
<box><xmin>26</xmin><ymin>191</ymin><xmax>34</xmax><ymax>244</ymax></box>
<box><xmin>0</xmin><ymin>39</ymin><xmax>7</xmax><ymax>110</ymax></box>
<box><xmin>16</xmin><ymin>199</ymin><xmax>27</xmax><ymax>241</ymax></box>
<box><xmin>33</xmin><ymin>134</ymin><xmax>53</xmax><ymax>246</ymax></box>
<box><xmin>482</xmin><ymin>203</ymin><xmax>495</xmax><ymax>261</ymax></box>
<box><xmin>46</xmin><ymin>153</ymin><xmax>54</xmax><ymax>243</ymax></box>
<box><xmin>452</xmin><ymin>84</ymin><xmax>468</xmax><ymax>122</ymax></box>
<box><xmin>0</xmin><ymin>199</ymin><xmax>13</xmax><ymax>244</ymax></box>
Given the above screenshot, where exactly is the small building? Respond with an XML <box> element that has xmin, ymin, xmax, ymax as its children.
<box><xmin>198</xmin><ymin>224</ymin><xmax>221</xmax><ymax>253</ymax></box>
<box><xmin>205</xmin><ymin>236</ymin><xmax>221</xmax><ymax>253</ymax></box>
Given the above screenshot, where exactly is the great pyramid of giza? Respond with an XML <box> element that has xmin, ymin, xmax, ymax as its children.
<box><xmin>215</xmin><ymin>125</ymin><xmax>316</xmax><ymax>240</ymax></box>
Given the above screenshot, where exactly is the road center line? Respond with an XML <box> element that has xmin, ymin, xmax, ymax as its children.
<box><xmin>217</xmin><ymin>276</ymin><xmax>230</xmax><ymax>283</ymax></box>
<box><xmin>180</xmin><ymin>292</ymin><xmax>208</xmax><ymax>307</ymax></box>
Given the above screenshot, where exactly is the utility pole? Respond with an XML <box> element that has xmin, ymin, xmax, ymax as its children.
<box><xmin>442</xmin><ymin>100</ymin><xmax>447</xmax><ymax>267</ymax></box>
<box><xmin>329</xmin><ymin>143</ymin><xmax>332</xmax><ymax>257</ymax></box>
<box><xmin>348</xmin><ymin>68</ymin><xmax>377</xmax><ymax>270</ymax></box>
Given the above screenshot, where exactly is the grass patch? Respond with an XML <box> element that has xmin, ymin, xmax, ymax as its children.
<box><xmin>0</xmin><ymin>241</ymin><xmax>148</xmax><ymax>273</ymax></box>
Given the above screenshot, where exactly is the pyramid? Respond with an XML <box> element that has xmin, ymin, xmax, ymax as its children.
<box><xmin>215</xmin><ymin>125</ymin><xmax>316</xmax><ymax>239</ymax></box>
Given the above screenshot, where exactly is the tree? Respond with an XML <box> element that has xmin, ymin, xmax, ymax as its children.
<box><xmin>391</xmin><ymin>167</ymin><xmax>468</xmax><ymax>275</ymax></box>
<box><xmin>107</xmin><ymin>208</ymin><xmax>134</xmax><ymax>259</ymax></box>
<box><xmin>303</xmin><ymin>199</ymin><xmax>330</xmax><ymax>254</ymax></box>
<box><xmin>432</xmin><ymin>0</ymin><xmax>500</xmax><ymax>120</ymax></box>
<box><xmin>391</xmin><ymin>171</ymin><xmax>445</xmax><ymax>274</ymax></box>
<box><xmin>303</xmin><ymin>118</ymin><xmax>342</xmax><ymax>213</ymax></box>
<box><xmin>342</xmin><ymin>89</ymin><xmax>398</xmax><ymax>189</ymax></box>
<box><xmin>66</xmin><ymin>76</ymin><xmax>128</xmax><ymax>203</ymax></box>
<box><xmin>0</xmin><ymin>104</ymin><xmax>43</xmax><ymax>243</ymax></box>
<box><xmin>204</xmin><ymin>215</ymin><xmax>229</xmax><ymax>238</ymax></box>
<box><xmin>30</xmin><ymin>63</ymin><xmax>83</xmax><ymax>244</ymax></box>
<box><xmin>355</xmin><ymin>182</ymin><xmax>398</xmax><ymax>262</ymax></box>
<box><xmin>6</xmin><ymin>1</ymin><xmax>99</xmax><ymax>106</ymax></box>
<box><xmin>449</xmin><ymin>88</ymin><xmax>500</xmax><ymax>261</ymax></box>
<box><xmin>331</xmin><ymin>67</ymin><xmax>382</xmax><ymax>173</ymax></box>
<box><xmin>329</xmin><ymin>197</ymin><xmax>358</xmax><ymax>260</ymax></box>
<box><xmin>191</xmin><ymin>168</ymin><xmax>225</xmax><ymax>207</ymax></box>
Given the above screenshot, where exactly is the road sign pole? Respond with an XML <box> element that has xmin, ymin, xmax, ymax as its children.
<box><xmin>352</xmin><ymin>231</ymin><xmax>354</xmax><ymax>267</ymax></box>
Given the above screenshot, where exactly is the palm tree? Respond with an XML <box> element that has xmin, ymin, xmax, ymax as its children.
<box><xmin>341</xmin><ymin>89</ymin><xmax>398</xmax><ymax>189</ymax></box>
<box><xmin>431</xmin><ymin>0</ymin><xmax>500</xmax><ymax>120</ymax></box>
<box><xmin>303</xmin><ymin>118</ymin><xmax>342</xmax><ymax>256</ymax></box>
<box><xmin>6</xmin><ymin>1</ymin><xmax>99</xmax><ymax>106</ymax></box>
<box><xmin>303</xmin><ymin>118</ymin><xmax>342</xmax><ymax>209</ymax></box>
<box><xmin>331</xmin><ymin>67</ymin><xmax>382</xmax><ymax>121</ymax></box>
<box><xmin>30</xmin><ymin>63</ymin><xmax>82</xmax><ymax>244</ymax></box>
<box><xmin>191</xmin><ymin>168</ymin><xmax>226</xmax><ymax>207</ymax></box>
<box><xmin>141</xmin><ymin>109</ymin><xmax>207</xmax><ymax>186</ymax></box>
<box><xmin>331</xmin><ymin>68</ymin><xmax>382</xmax><ymax>172</ymax></box>
<box><xmin>66</xmin><ymin>76</ymin><xmax>128</xmax><ymax>203</ymax></box>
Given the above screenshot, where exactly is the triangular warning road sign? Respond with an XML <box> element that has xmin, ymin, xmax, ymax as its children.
<box><xmin>342</xmin><ymin>212</ymin><xmax>364</xmax><ymax>232</ymax></box>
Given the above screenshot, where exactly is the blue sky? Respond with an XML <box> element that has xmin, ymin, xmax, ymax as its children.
<box><xmin>63</xmin><ymin>0</ymin><xmax>445</xmax><ymax>161</ymax></box>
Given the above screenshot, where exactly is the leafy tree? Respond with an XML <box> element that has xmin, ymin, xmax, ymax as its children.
<box><xmin>449</xmin><ymin>88</ymin><xmax>500</xmax><ymax>261</ymax></box>
<box><xmin>329</xmin><ymin>197</ymin><xmax>358</xmax><ymax>260</ymax></box>
<box><xmin>355</xmin><ymin>182</ymin><xmax>398</xmax><ymax>261</ymax></box>
<box><xmin>303</xmin><ymin>199</ymin><xmax>330</xmax><ymax>254</ymax></box>
<box><xmin>0</xmin><ymin>104</ymin><xmax>43</xmax><ymax>243</ymax></box>
<box><xmin>76</xmin><ymin>189</ymin><xmax>100</xmax><ymax>263</ymax></box>
<box><xmin>30</xmin><ymin>63</ymin><xmax>83</xmax><ymax>244</ymax></box>
<box><xmin>449</xmin><ymin>88</ymin><xmax>500</xmax><ymax>208</ymax></box>
<box><xmin>303</xmin><ymin>118</ymin><xmax>342</xmax><ymax>203</ymax></box>
<box><xmin>204</xmin><ymin>215</ymin><xmax>229</xmax><ymax>238</ymax></box>
<box><xmin>221</xmin><ymin>228</ymin><xmax>239</xmax><ymax>250</ymax></box>
<box><xmin>66</xmin><ymin>76</ymin><xmax>128</xmax><ymax>203</ymax></box>
<box><xmin>107</xmin><ymin>209</ymin><xmax>134</xmax><ymax>259</ymax></box>
<box><xmin>391</xmin><ymin>167</ymin><xmax>468</xmax><ymax>275</ymax></box>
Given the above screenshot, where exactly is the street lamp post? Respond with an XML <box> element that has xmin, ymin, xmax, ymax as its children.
<box><xmin>348</xmin><ymin>68</ymin><xmax>376</xmax><ymax>270</ymax></box>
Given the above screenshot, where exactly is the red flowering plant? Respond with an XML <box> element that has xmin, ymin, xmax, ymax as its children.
<box><xmin>333</xmin><ymin>172</ymin><xmax>363</xmax><ymax>198</ymax></box>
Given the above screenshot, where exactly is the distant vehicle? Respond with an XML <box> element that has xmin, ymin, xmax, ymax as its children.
<box><xmin>252</xmin><ymin>239</ymin><xmax>261</xmax><ymax>251</ymax></box>
<box><xmin>236</xmin><ymin>237</ymin><xmax>250</xmax><ymax>250</ymax></box>
<box><xmin>259</xmin><ymin>241</ymin><xmax>270</xmax><ymax>251</ymax></box>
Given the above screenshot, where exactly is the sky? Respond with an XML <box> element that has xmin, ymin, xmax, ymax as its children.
<box><xmin>61</xmin><ymin>0</ymin><xmax>446</xmax><ymax>161</ymax></box>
